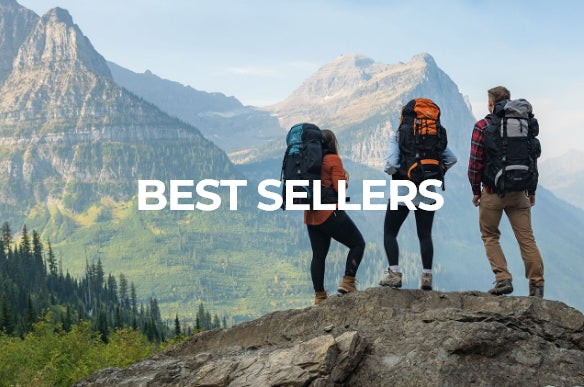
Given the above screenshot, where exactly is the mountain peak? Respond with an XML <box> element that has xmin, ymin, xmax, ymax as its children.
<box><xmin>323</xmin><ymin>53</ymin><xmax>386</xmax><ymax>74</ymax></box>
<box><xmin>42</xmin><ymin>7</ymin><xmax>74</xmax><ymax>26</ymax></box>
<box><xmin>0</xmin><ymin>0</ymin><xmax>19</xmax><ymax>7</ymax></box>
<box><xmin>10</xmin><ymin>5</ymin><xmax>112</xmax><ymax>79</ymax></box>
<box><xmin>410</xmin><ymin>52</ymin><xmax>437</xmax><ymax>66</ymax></box>
<box><xmin>0</xmin><ymin>4</ymin><xmax>116</xmax><ymax>135</ymax></box>
<box><xmin>270</xmin><ymin>53</ymin><xmax>390</xmax><ymax>109</ymax></box>
<box><xmin>330</xmin><ymin>53</ymin><xmax>375</xmax><ymax>68</ymax></box>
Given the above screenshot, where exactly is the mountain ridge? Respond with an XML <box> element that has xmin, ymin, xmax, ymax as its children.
<box><xmin>107</xmin><ymin>61</ymin><xmax>283</xmax><ymax>154</ymax></box>
<box><xmin>539</xmin><ymin>150</ymin><xmax>584</xmax><ymax>209</ymax></box>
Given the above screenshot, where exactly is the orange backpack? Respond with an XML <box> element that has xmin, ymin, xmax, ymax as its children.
<box><xmin>397</xmin><ymin>98</ymin><xmax>448</xmax><ymax>186</ymax></box>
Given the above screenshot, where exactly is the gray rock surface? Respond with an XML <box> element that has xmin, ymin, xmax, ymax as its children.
<box><xmin>75</xmin><ymin>288</ymin><xmax>584</xmax><ymax>386</ymax></box>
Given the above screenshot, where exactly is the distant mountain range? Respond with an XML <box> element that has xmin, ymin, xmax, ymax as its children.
<box><xmin>539</xmin><ymin>150</ymin><xmax>584</xmax><ymax>210</ymax></box>
<box><xmin>107</xmin><ymin>62</ymin><xmax>283</xmax><ymax>153</ymax></box>
<box><xmin>1</xmin><ymin>0</ymin><xmax>582</xmax><ymax>323</ymax></box>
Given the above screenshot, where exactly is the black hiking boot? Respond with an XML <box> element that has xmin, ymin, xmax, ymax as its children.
<box><xmin>488</xmin><ymin>279</ymin><xmax>513</xmax><ymax>295</ymax></box>
<box><xmin>529</xmin><ymin>284</ymin><xmax>544</xmax><ymax>298</ymax></box>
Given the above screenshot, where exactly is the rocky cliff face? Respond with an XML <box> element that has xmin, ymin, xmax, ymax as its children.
<box><xmin>0</xmin><ymin>0</ymin><xmax>38</xmax><ymax>86</ymax></box>
<box><xmin>0</xmin><ymin>4</ymin><xmax>237</xmax><ymax>218</ymax></box>
<box><xmin>75</xmin><ymin>288</ymin><xmax>584</xmax><ymax>386</ymax></box>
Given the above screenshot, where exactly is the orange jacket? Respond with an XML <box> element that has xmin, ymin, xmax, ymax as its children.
<box><xmin>304</xmin><ymin>154</ymin><xmax>347</xmax><ymax>226</ymax></box>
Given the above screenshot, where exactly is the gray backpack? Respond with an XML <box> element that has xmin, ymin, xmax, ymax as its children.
<box><xmin>483</xmin><ymin>99</ymin><xmax>541</xmax><ymax>195</ymax></box>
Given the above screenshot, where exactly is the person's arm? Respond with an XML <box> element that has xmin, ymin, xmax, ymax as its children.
<box><xmin>329</xmin><ymin>155</ymin><xmax>348</xmax><ymax>192</ymax></box>
<box><xmin>442</xmin><ymin>146</ymin><xmax>457</xmax><ymax>170</ymax></box>
<box><xmin>468</xmin><ymin>120</ymin><xmax>487</xmax><ymax>205</ymax></box>
<box><xmin>384</xmin><ymin>132</ymin><xmax>400</xmax><ymax>175</ymax></box>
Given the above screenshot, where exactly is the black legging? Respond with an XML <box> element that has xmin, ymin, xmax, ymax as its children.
<box><xmin>383</xmin><ymin>203</ymin><xmax>435</xmax><ymax>270</ymax></box>
<box><xmin>307</xmin><ymin>210</ymin><xmax>365</xmax><ymax>292</ymax></box>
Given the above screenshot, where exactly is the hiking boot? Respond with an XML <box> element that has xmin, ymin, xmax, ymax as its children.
<box><xmin>529</xmin><ymin>285</ymin><xmax>544</xmax><ymax>298</ymax></box>
<box><xmin>379</xmin><ymin>270</ymin><xmax>402</xmax><ymax>288</ymax></box>
<box><xmin>338</xmin><ymin>275</ymin><xmax>357</xmax><ymax>294</ymax></box>
<box><xmin>488</xmin><ymin>279</ymin><xmax>513</xmax><ymax>295</ymax></box>
<box><xmin>421</xmin><ymin>273</ymin><xmax>432</xmax><ymax>291</ymax></box>
<box><xmin>314</xmin><ymin>291</ymin><xmax>328</xmax><ymax>305</ymax></box>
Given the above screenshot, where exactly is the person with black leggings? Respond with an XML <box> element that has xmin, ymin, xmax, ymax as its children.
<box><xmin>305</xmin><ymin>130</ymin><xmax>365</xmax><ymax>305</ymax></box>
<box><xmin>379</xmin><ymin>131</ymin><xmax>457</xmax><ymax>290</ymax></box>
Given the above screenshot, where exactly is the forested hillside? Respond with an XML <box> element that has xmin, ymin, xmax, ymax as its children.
<box><xmin>0</xmin><ymin>221</ymin><xmax>224</xmax><ymax>385</ymax></box>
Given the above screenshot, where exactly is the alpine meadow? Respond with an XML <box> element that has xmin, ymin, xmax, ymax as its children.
<box><xmin>1</xmin><ymin>0</ymin><xmax>583</xmax><ymax>335</ymax></box>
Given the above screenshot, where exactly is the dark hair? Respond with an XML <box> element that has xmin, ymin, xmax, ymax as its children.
<box><xmin>321</xmin><ymin>129</ymin><xmax>339</xmax><ymax>155</ymax></box>
<box><xmin>488</xmin><ymin>86</ymin><xmax>511</xmax><ymax>103</ymax></box>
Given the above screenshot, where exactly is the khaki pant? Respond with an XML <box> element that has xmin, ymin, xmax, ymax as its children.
<box><xmin>479</xmin><ymin>190</ymin><xmax>544</xmax><ymax>287</ymax></box>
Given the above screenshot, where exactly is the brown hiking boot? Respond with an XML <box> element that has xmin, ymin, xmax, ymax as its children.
<box><xmin>379</xmin><ymin>270</ymin><xmax>402</xmax><ymax>288</ymax></box>
<box><xmin>421</xmin><ymin>273</ymin><xmax>432</xmax><ymax>291</ymax></box>
<box><xmin>338</xmin><ymin>275</ymin><xmax>357</xmax><ymax>294</ymax></box>
<box><xmin>314</xmin><ymin>291</ymin><xmax>328</xmax><ymax>305</ymax></box>
<box><xmin>488</xmin><ymin>279</ymin><xmax>513</xmax><ymax>295</ymax></box>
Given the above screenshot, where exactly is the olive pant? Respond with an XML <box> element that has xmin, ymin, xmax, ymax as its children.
<box><xmin>479</xmin><ymin>190</ymin><xmax>544</xmax><ymax>287</ymax></box>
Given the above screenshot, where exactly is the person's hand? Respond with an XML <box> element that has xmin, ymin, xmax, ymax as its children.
<box><xmin>344</xmin><ymin>170</ymin><xmax>350</xmax><ymax>181</ymax></box>
<box><xmin>529</xmin><ymin>194</ymin><xmax>536</xmax><ymax>206</ymax></box>
<box><xmin>472</xmin><ymin>194</ymin><xmax>481</xmax><ymax>207</ymax></box>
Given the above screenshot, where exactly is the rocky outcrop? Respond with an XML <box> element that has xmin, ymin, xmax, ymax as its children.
<box><xmin>75</xmin><ymin>288</ymin><xmax>584</xmax><ymax>386</ymax></box>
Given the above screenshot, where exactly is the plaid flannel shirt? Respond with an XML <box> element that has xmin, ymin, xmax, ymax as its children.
<box><xmin>468</xmin><ymin>117</ymin><xmax>491</xmax><ymax>196</ymax></box>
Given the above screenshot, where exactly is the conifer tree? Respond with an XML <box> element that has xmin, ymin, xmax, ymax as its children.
<box><xmin>63</xmin><ymin>305</ymin><xmax>72</xmax><ymax>332</ymax></box>
<box><xmin>130</xmin><ymin>282</ymin><xmax>137</xmax><ymax>314</ymax></box>
<box><xmin>107</xmin><ymin>274</ymin><xmax>118</xmax><ymax>304</ymax></box>
<box><xmin>96</xmin><ymin>308</ymin><xmax>109</xmax><ymax>343</ymax></box>
<box><xmin>114</xmin><ymin>306</ymin><xmax>122</xmax><ymax>329</ymax></box>
<box><xmin>19</xmin><ymin>225</ymin><xmax>30</xmax><ymax>255</ymax></box>
<box><xmin>24</xmin><ymin>294</ymin><xmax>35</xmax><ymax>333</ymax></box>
<box><xmin>119</xmin><ymin>273</ymin><xmax>129</xmax><ymax>309</ymax></box>
<box><xmin>0</xmin><ymin>222</ymin><xmax>11</xmax><ymax>251</ymax></box>
<box><xmin>0</xmin><ymin>293</ymin><xmax>15</xmax><ymax>334</ymax></box>
<box><xmin>46</xmin><ymin>240</ymin><xmax>58</xmax><ymax>277</ymax></box>
<box><xmin>174</xmin><ymin>314</ymin><xmax>181</xmax><ymax>337</ymax></box>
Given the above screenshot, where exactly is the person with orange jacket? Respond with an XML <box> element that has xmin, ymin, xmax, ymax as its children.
<box><xmin>304</xmin><ymin>129</ymin><xmax>366</xmax><ymax>305</ymax></box>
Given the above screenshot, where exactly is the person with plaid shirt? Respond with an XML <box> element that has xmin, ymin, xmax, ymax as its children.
<box><xmin>468</xmin><ymin>86</ymin><xmax>544</xmax><ymax>298</ymax></box>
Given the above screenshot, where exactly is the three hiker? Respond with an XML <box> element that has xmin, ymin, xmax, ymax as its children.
<box><xmin>288</xmin><ymin>87</ymin><xmax>544</xmax><ymax>305</ymax></box>
<box><xmin>467</xmin><ymin>86</ymin><xmax>544</xmax><ymax>297</ymax></box>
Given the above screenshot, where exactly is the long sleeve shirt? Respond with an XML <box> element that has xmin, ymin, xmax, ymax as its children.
<box><xmin>304</xmin><ymin>153</ymin><xmax>347</xmax><ymax>226</ymax></box>
<box><xmin>468</xmin><ymin>117</ymin><xmax>490</xmax><ymax>196</ymax></box>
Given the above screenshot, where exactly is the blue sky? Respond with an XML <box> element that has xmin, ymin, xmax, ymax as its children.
<box><xmin>17</xmin><ymin>0</ymin><xmax>584</xmax><ymax>159</ymax></box>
